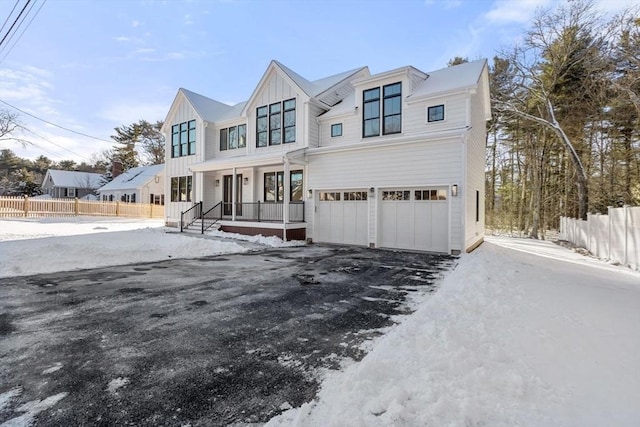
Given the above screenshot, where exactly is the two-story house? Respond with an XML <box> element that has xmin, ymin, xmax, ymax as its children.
<box><xmin>162</xmin><ymin>59</ymin><xmax>490</xmax><ymax>254</ymax></box>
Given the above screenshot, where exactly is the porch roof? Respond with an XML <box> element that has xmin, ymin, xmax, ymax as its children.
<box><xmin>188</xmin><ymin>148</ymin><xmax>307</xmax><ymax>173</ymax></box>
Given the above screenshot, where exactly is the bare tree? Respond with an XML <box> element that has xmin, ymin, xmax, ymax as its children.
<box><xmin>493</xmin><ymin>0</ymin><xmax>606</xmax><ymax>220</ymax></box>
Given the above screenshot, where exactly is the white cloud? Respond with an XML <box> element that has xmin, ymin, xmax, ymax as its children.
<box><xmin>184</xmin><ymin>14</ymin><xmax>193</xmax><ymax>25</ymax></box>
<box><xmin>131</xmin><ymin>20</ymin><xmax>143</xmax><ymax>28</ymax></box>
<box><xmin>485</xmin><ymin>0</ymin><xmax>554</xmax><ymax>23</ymax></box>
<box><xmin>424</xmin><ymin>0</ymin><xmax>462</xmax><ymax>8</ymax></box>
<box><xmin>0</xmin><ymin>67</ymin><xmax>60</xmax><ymax>117</ymax></box>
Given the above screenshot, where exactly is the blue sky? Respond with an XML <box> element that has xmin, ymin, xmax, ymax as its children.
<box><xmin>0</xmin><ymin>0</ymin><xmax>633</xmax><ymax>163</ymax></box>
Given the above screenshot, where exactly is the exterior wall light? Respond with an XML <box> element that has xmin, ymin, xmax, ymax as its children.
<box><xmin>308</xmin><ymin>189</ymin><xmax>313</xmax><ymax>199</ymax></box>
<box><xmin>452</xmin><ymin>184</ymin><xmax>458</xmax><ymax>197</ymax></box>
<box><xmin>369</xmin><ymin>187</ymin><xmax>375</xmax><ymax>194</ymax></box>
<box><xmin>243</xmin><ymin>177</ymin><xmax>249</xmax><ymax>185</ymax></box>
<box><xmin>215</xmin><ymin>179</ymin><xmax>220</xmax><ymax>187</ymax></box>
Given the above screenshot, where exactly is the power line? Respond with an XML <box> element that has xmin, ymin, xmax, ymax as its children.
<box><xmin>0</xmin><ymin>0</ymin><xmax>20</xmax><ymax>36</ymax></box>
<box><xmin>0</xmin><ymin>0</ymin><xmax>31</xmax><ymax>47</ymax></box>
<box><xmin>21</xmin><ymin>126</ymin><xmax>92</xmax><ymax>161</ymax></box>
<box><xmin>0</xmin><ymin>0</ymin><xmax>45</xmax><ymax>63</ymax></box>
<box><xmin>0</xmin><ymin>99</ymin><xmax>113</xmax><ymax>143</ymax></box>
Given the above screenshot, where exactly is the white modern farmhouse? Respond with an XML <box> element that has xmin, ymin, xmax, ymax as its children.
<box><xmin>162</xmin><ymin>59</ymin><xmax>490</xmax><ymax>254</ymax></box>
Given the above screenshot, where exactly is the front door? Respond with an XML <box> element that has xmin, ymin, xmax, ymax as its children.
<box><xmin>223</xmin><ymin>174</ymin><xmax>242</xmax><ymax>216</ymax></box>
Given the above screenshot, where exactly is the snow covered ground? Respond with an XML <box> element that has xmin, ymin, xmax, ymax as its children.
<box><xmin>267</xmin><ymin>236</ymin><xmax>640</xmax><ymax>427</ymax></box>
<box><xmin>0</xmin><ymin>217</ymin><xmax>266</xmax><ymax>278</ymax></box>
<box><xmin>1</xmin><ymin>218</ymin><xmax>638</xmax><ymax>426</ymax></box>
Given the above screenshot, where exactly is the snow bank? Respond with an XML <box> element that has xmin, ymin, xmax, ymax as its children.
<box><xmin>0</xmin><ymin>218</ymin><xmax>249</xmax><ymax>278</ymax></box>
<box><xmin>267</xmin><ymin>237</ymin><xmax>640</xmax><ymax>427</ymax></box>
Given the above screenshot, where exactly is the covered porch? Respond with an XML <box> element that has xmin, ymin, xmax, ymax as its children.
<box><xmin>182</xmin><ymin>149</ymin><xmax>308</xmax><ymax>240</ymax></box>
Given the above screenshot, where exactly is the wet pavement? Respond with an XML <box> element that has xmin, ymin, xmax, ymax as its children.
<box><xmin>0</xmin><ymin>244</ymin><xmax>454</xmax><ymax>426</ymax></box>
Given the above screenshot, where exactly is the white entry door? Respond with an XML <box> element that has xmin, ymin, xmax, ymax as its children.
<box><xmin>315</xmin><ymin>190</ymin><xmax>368</xmax><ymax>246</ymax></box>
<box><xmin>380</xmin><ymin>188</ymin><xmax>449</xmax><ymax>252</ymax></box>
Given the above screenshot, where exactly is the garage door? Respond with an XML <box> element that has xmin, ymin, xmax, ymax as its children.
<box><xmin>315</xmin><ymin>190</ymin><xmax>368</xmax><ymax>246</ymax></box>
<box><xmin>380</xmin><ymin>188</ymin><xmax>448</xmax><ymax>252</ymax></box>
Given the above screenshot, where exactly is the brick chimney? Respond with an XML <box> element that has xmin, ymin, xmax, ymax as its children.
<box><xmin>112</xmin><ymin>159</ymin><xmax>123</xmax><ymax>178</ymax></box>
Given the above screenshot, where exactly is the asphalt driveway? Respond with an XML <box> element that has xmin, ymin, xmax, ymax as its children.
<box><xmin>0</xmin><ymin>244</ymin><xmax>454</xmax><ymax>426</ymax></box>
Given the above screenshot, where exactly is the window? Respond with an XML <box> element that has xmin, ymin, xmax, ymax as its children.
<box><xmin>283</xmin><ymin>99</ymin><xmax>296</xmax><ymax>143</ymax></box>
<box><xmin>428</xmin><ymin>104</ymin><xmax>445</xmax><ymax>122</ymax></box>
<box><xmin>363</xmin><ymin>82</ymin><xmax>402</xmax><ymax>137</ymax></box>
<box><xmin>220</xmin><ymin>128</ymin><xmax>228</xmax><ymax>151</ymax></box>
<box><xmin>220</xmin><ymin>124</ymin><xmax>246</xmax><ymax>151</ymax></box>
<box><xmin>264</xmin><ymin>170</ymin><xmax>303</xmax><ymax>202</ymax></box>
<box><xmin>344</xmin><ymin>191</ymin><xmax>367</xmax><ymax>201</ymax></box>
<box><xmin>170</xmin><ymin>176</ymin><xmax>193</xmax><ymax>202</ymax></box>
<box><xmin>363</xmin><ymin>87</ymin><xmax>380</xmax><ymax>137</ymax></box>
<box><xmin>257</xmin><ymin>99</ymin><xmax>296</xmax><ymax>147</ymax></box>
<box><xmin>382</xmin><ymin>190</ymin><xmax>410</xmax><ymax>201</ymax></box>
<box><xmin>171</xmin><ymin>120</ymin><xmax>196</xmax><ymax>157</ymax></box>
<box><xmin>331</xmin><ymin>123</ymin><xmax>342</xmax><ymax>137</ymax></box>
<box><xmin>383</xmin><ymin>83</ymin><xmax>402</xmax><ymax>134</ymax></box>
<box><xmin>415</xmin><ymin>189</ymin><xmax>447</xmax><ymax>201</ymax></box>
<box><xmin>319</xmin><ymin>192</ymin><xmax>341</xmax><ymax>201</ymax></box>
<box><xmin>150</xmin><ymin>194</ymin><xmax>164</xmax><ymax>205</ymax></box>
<box><xmin>476</xmin><ymin>190</ymin><xmax>480</xmax><ymax>222</ymax></box>
<box><xmin>66</xmin><ymin>188</ymin><xmax>76</xmax><ymax>197</ymax></box>
<box><xmin>256</xmin><ymin>106</ymin><xmax>268</xmax><ymax>147</ymax></box>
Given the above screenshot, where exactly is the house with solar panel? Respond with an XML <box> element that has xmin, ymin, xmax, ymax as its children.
<box><xmin>162</xmin><ymin>59</ymin><xmax>490</xmax><ymax>254</ymax></box>
<box><xmin>97</xmin><ymin>164</ymin><xmax>165</xmax><ymax>205</ymax></box>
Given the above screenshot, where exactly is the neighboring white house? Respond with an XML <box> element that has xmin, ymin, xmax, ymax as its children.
<box><xmin>97</xmin><ymin>164</ymin><xmax>165</xmax><ymax>204</ymax></box>
<box><xmin>162</xmin><ymin>59</ymin><xmax>490</xmax><ymax>254</ymax></box>
<box><xmin>41</xmin><ymin>169</ymin><xmax>103</xmax><ymax>199</ymax></box>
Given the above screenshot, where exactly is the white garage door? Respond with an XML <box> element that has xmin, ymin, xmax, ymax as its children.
<box><xmin>315</xmin><ymin>190</ymin><xmax>368</xmax><ymax>246</ymax></box>
<box><xmin>380</xmin><ymin>188</ymin><xmax>449</xmax><ymax>252</ymax></box>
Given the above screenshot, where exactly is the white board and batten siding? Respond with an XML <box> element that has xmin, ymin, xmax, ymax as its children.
<box><xmin>164</xmin><ymin>95</ymin><xmax>205</xmax><ymax>223</ymax></box>
<box><xmin>307</xmin><ymin>139</ymin><xmax>464</xmax><ymax>252</ymax></box>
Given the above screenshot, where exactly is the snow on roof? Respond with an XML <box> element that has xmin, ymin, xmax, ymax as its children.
<box><xmin>44</xmin><ymin>170</ymin><xmax>103</xmax><ymax>188</ymax></box>
<box><xmin>98</xmin><ymin>164</ymin><xmax>164</xmax><ymax>192</ymax></box>
<box><xmin>319</xmin><ymin>92</ymin><xmax>355</xmax><ymax>119</ymax></box>
<box><xmin>410</xmin><ymin>59</ymin><xmax>487</xmax><ymax>99</ymax></box>
<box><xmin>180</xmin><ymin>88</ymin><xmax>235</xmax><ymax>122</ymax></box>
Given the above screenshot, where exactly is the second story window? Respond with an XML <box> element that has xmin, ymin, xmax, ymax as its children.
<box><xmin>363</xmin><ymin>82</ymin><xmax>402</xmax><ymax>138</ymax></box>
<box><xmin>220</xmin><ymin>124</ymin><xmax>247</xmax><ymax>151</ymax></box>
<box><xmin>171</xmin><ymin>119</ymin><xmax>196</xmax><ymax>157</ymax></box>
<box><xmin>256</xmin><ymin>98</ymin><xmax>296</xmax><ymax>147</ymax></box>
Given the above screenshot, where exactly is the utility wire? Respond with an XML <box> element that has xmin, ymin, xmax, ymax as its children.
<box><xmin>0</xmin><ymin>0</ymin><xmax>20</xmax><ymax>36</ymax></box>
<box><xmin>0</xmin><ymin>0</ymin><xmax>46</xmax><ymax>63</ymax></box>
<box><xmin>0</xmin><ymin>0</ymin><xmax>31</xmax><ymax>47</ymax></box>
<box><xmin>0</xmin><ymin>99</ymin><xmax>113</xmax><ymax>144</ymax></box>
<box><xmin>21</xmin><ymin>126</ymin><xmax>92</xmax><ymax>161</ymax></box>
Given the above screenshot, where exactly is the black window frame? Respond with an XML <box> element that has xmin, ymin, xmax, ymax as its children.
<box><xmin>171</xmin><ymin>119</ymin><xmax>196</xmax><ymax>157</ymax></box>
<box><xmin>256</xmin><ymin>99</ymin><xmax>296</xmax><ymax>147</ymax></box>
<box><xmin>220</xmin><ymin>124</ymin><xmax>247</xmax><ymax>151</ymax></box>
<box><xmin>428</xmin><ymin>104</ymin><xmax>445</xmax><ymax>122</ymax></box>
<box><xmin>383</xmin><ymin>82</ymin><xmax>402</xmax><ymax>135</ymax></box>
<box><xmin>331</xmin><ymin>123</ymin><xmax>342</xmax><ymax>137</ymax></box>
<box><xmin>263</xmin><ymin>170</ymin><xmax>303</xmax><ymax>202</ymax></box>
<box><xmin>170</xmin><ymin>175</ymin><xmax>193</xmax><ymax>202</ymax></box>
<box><xmin>363</xmin><ymin>87</ymin><xmax>380</xmax><ymax>138</ymax></box>
<box><xmin>256</xmin><ymin>106</ymin><xmax>268</xmax><ymax>147</ymax></box>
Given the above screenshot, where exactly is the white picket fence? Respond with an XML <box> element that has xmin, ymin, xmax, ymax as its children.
<box><xmin>559</xmin><ymin>206</ymin><xmax>640</xmax><ymax>270</ymax></box>
<box><xmin>0</xmin><ymin>196</ymin><xmax>164</xmax><ymax>219</ymax></box>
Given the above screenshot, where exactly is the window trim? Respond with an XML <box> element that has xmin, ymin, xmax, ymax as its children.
<box><xmin>427</xmin><ymin>104</ymin><xmax>445</xmax><ymax>123</ymax></box>
<box><xmin>382</xmin><ymin>82</ymin><xmax>402</xmax><ymax>135</ymax></box>
<box><xmin>170</xmin><ymin>175</ymin><xmax>193</xmax><ymax>202</ymax></box>
<box><xmin>171</xmin><ymin>119</ymin><xmax>196</xmax><ymax>157</ymax></box>
<box><xmin>331</xmin><ymin>123</ymin><xmax>343</xmax><ymax>137</ymax></box>
<box><xmin>220</xmin><ymin>124</ymin><xmax>247</xmax><ymax>151</ymax></box>
<box><xmin>263</xmin><ymin>170</ymin><xmax>303</xmax><ymax>202</ymax></box>
<box><xmin>256</xmin><ymin>98</ymin><xmax>296</xmax><ymax>147</ymax></box>
<box><xmin>362</xmin><ymin>87</ymin><xmax>380</xmax><ymax>138</ymax></box>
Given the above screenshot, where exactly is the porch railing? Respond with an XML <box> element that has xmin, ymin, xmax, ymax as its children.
<box><xmin>180</xmin><ymin>201</ymin><xmax>202</xmax><ymax>232</ymax></box>
<box><xmin>181</xmin><ymin>201</ymin><xmax>304</xmax><ymax>234</ymax></box>
<box><xmin>217</xmin><ymin>201</ymin><xmax>304</xmax><ymax>223</ymax></box>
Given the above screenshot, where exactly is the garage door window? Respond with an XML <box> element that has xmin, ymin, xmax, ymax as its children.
<box><xmin>319</xmin><ymin>192</ymin><xmax>341</xmax><ymax>201</ymax></box>
<box><xmin>415</xmin><ymin>189</ymin><xmax>447</xmax><ymax>201</ymax></box>
<box><xmin>344</xmin><ymin>191</ymin><xmax>368</xmax><ymax>201</ymax></box>
<box><xmin>382</xmin><ymin>190</ymin><xmax>410</xmax><ymax>201</ymax></box>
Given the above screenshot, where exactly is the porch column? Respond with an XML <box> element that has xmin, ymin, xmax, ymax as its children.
<box><xmin>283</xmin><ymin>159</ymin><xmax>290</xmax><ymax>241</ymax></box>
<box><xmin>232</xmin><ymin>167</ymin><xmax>237</xmax><ymax>221</ymax></box>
